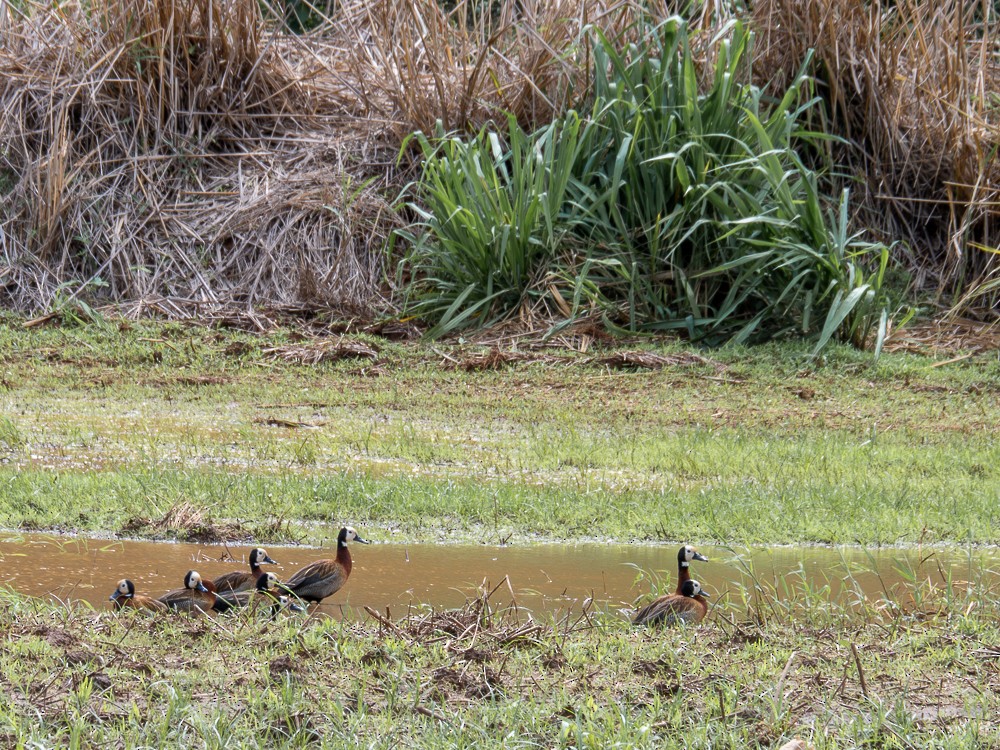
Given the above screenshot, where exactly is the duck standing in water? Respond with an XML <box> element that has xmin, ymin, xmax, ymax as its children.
<box><xmin>109</xmin><ymin>579</ymin><xmax>169</xmax><ymax>613</ymax></box>
<box><xmin>280</xmin><ymin>526</ymin><xmax>369</xmax><ymax>606</ymax></box>
<box><xmin>158</xmin><ymin>570</ymin><xmax>229</xmax><ymax>613</ymax></box>
<box><xmin>633</xmin><ymin>579</ymin><xmax>710</xmax><ymax>626</ymax></box>
<box><xmin>212</xmin><ymin>548</ymin><xmax>278</xmax><ymax>596</ymax></box>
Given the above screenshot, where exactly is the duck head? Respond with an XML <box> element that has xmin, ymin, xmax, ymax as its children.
<box><xmin>338</xmin><ymin>526</ymin><xmax>370</xmax><ymax>546</ymax></box>
<box><xmin>250</xmin><ymin>548</ymin><xmax>277</xmax><ymax>566</ymax></box>
<box><xmin>681</xmin><ymin>579</ymin><xmax>709</xmax><ymax>598</ymax></box>
<box><xmin>184</xmin><ymin>570</ymin><xmax>209</xmax><ymax>593</ymax></box>
<box><xmin>677</xmin><ymin>544</ymin><xmax>709</xmax><ymax>567</ymax></box>
<box><xmin>277</xmin><ymin>595</ymin><xmax>306</xmax><ymax>613</ymax></box>
<box><xmin>110</xmin><ymin>579</ymin><xmax>135</xmax><ymax>602</ymax></box>
<box><xmin>254</xmin><ymin>572</ymin><xmax>279</xmax><ymax>591</ymax></box>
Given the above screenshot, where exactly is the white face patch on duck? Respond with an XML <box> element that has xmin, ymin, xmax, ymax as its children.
<box><xmin>116</xmin><ymin>580</ymin><xmax>134</xmax><ymax>597</ymax></box>
<box><xmin>679</xmin><ymin>544</ymin><xmax>708</xmax><ymax>567</ymax></box>
<box><xmin>184</xmin><ymin>571</ymin><xmax>203</xmax><ymax>589</ymax></box>
<box><xmin>681</xmin><ymin>579</ymin><xmax>709</xmax><ymax>598</ymax></box>
<box><xmin>679</xmin><ymin>545</ymin><xmax>694</xmax><ymax>567</ymax></box>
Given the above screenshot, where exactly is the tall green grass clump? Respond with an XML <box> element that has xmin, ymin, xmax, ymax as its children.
<box><xmin>402</xmin><ymin>16</ymin><xmax>897</xmax><ymax>352</ymax></box>
<box><xmin>400</xmin><ymin>113</ymin><xmax>588</xmax><ymax>334</ymax></box>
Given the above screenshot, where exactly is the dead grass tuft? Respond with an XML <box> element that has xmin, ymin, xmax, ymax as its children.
<box><xmin>884</xmin><ymin>316</ymin><xmax>1000</xmax><ymax>356</ymax></box>
<box><xmin>587</xmin><ymin>351</ymin><xmax>716</xmax><ymax>371</ymax></box>
<box><xmin>456</xmin><ymin>348</ymin><xmax>535</xmax><ymax>371</ymax></box>
<box><xmin>261</xmin><ymin>338</ymin><xmax>379</xmax><ymax>364</ymax></box>
<box><xmin>392</xmin><ymin>579</ymin><xmax>544</xmax><ymax>647</ymax></box>
<box><xmin>121</xmin><ymin>501</ymin><xmax>248</xmax><ymax>543</ymax></box>
<box><xmin>0</xmin><ymin>0</ymin><xmax>397</xmax><ymax>314</ymax></box>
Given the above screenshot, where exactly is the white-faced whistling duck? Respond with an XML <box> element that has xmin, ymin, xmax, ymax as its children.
<box><xmin>109</xmin><ymin>579</ymin><xmax>169</xmax><ymax>613</ymax></box>
<box><xmin>672</xmin><ymin>544</ymin><xmax>708</xmax><ymax>594</ymax></box>
<box><xmin>158</xmin><ymin>570</ymin><xmax>228</xmax><ymax>614</ymax></box>
<box><xmin>212</xmin><ymin>547</ymin><xmax>278</xmax><ymax>596</ymax></box>
<box><xmin>219</xmin><ymin>572</ymin><xmax>305</xmax><ymax>615</ymax></box>
<box><xmin>280</xmin><ymin>526</ymin><xmax>369</xmax><ymax>606</ymax></box>
<box><xmin>632</xmin><ymin>579</ymin><xmax>710</xmax><ymax>626</ymax></box>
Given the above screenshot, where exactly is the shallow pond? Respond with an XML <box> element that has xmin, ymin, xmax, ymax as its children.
<box><xmin>1</xmin><ymin>533</ymin><xmax>996</xmax><ymax>618</ymax></box>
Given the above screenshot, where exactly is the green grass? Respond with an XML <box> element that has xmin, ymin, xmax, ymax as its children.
<box><xmin>0</xmin><ymin>317</ymin><xmax>997</xmax><ymax>545</ymax></box>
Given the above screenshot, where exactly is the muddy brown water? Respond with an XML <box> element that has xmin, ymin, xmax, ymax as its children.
<box><xmin>1</xmin><ymin>533</ymin><xmax>996</xmax><ymax>618</ymax></box>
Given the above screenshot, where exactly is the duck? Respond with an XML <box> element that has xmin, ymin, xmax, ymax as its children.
<box><xmin>212</xmin><ymin>547</ymin><xmax>278</xmax><ymax>596</ymax></box>
<box><xmin>158</xmin><ymin>570</ymin><xmax>231</xmax><ymax>613</ymax></box>
<box><xmin>632</xmin><ymin>578</ymin><xmax>710</xmax><ymax>626</ymax></box>
<box><xmin>109</xmin><ymin>579</ymin><xmax>169</xmax><ymax>613</ymax></box>
<box><xmin>671</xmin><ymin>544</ymin><xmax>709</xmax><ymax>594</ymax></box>
<box><xmin>218</xmin><ymin>572</ymin><xmax>304</xmax><ymax>615</ymax></box>
<box><xmin>279</xmin><ymin>526</ymin><xmax>369</xmax><ymax>606</ymax></box>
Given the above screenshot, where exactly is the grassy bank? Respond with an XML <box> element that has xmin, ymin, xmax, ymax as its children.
<box><xmin>0</xmin><ymin>574</ymin><xmax>997</xmax><ymax>749</ymax></box>
<box><xmin>0</xmin><ymin>319</ymin><xmax>997</xmax><ymax>546</ymax></box>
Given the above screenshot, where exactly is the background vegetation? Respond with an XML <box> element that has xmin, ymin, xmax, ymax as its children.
<box><xmin>0</xmin><ymin>0</ymin><xmax>997</xmax><ymax>348</ymax></box>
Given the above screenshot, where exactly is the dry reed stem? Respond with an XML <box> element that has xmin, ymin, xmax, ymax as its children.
<box><xmin>754</xmin><ymin>0</ymin><xmax>1000</xmax><ymax>313</ymax></box>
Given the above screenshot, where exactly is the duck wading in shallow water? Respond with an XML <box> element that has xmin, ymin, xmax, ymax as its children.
<box><xmin>280</xmin><ymin>526</ymin><xmax>369</xmax><ymax>606</ymax></box>
<box><xmin>109</xmin><ymin>579</ymin><xmax>168</xmax><ymax>613</ymax></box>
<box><xmin>212</xmin><ymin>547</ymin><xmax>278</xmax><ymax>596</ymax></box>
<box><xmin>633</xmin><ymin>579</ymin><xmax>710</xmax><ymax>626</ymax></box>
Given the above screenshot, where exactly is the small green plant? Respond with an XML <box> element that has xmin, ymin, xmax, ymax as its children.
<box><xmin>399</xmin><ymin>112</ymin><xmax>589</xmax><ymax>337</ymax></box>
<box><xmin>0</xmin><ymin>417</ymin><xmax>25</xmax><ymax>450</ymax></box>
<box><xmin>49</xmin><ymin>278</ymin><xmax>109</xmax><ymax>327</ymax></box>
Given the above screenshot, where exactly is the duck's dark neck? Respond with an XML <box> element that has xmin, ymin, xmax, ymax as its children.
<box><xmin>337</xmin><ymin>543</ymin><xmax>353</xmax><ymax>576</ymax></box>
<box><xmin>250</xmin><ymin>561</ymin><xmax>261</xmax><ymax>575</ymax></box>
<box><xmin>201</xmin><ymin>581</ymin><xmax>218</xmax><ymax>604</ymax></box>
<box><xmin>676</xmin><ymin>560</ymin><xmax>691</xmax><ymax>594</ymax></box>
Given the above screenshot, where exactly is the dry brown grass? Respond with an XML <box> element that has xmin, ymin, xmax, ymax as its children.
<box><xmin>261</xmin><ymin>337</ymin><xmax>379</xmax><ymax>363</ymax></box>
<box><xmin>0</xmin><ymin>0</ymin><xmax>398</xmax><ymax>314</ymax></box>
<box><xmin>753</xmin><ymin>0</ymin><xmax>1000</xmax><ymax>314</ymax></box>
<box><xmin>335</xmin><ymin>0</ymin><xmax>644</xmax><ymax>140</ymax></box>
